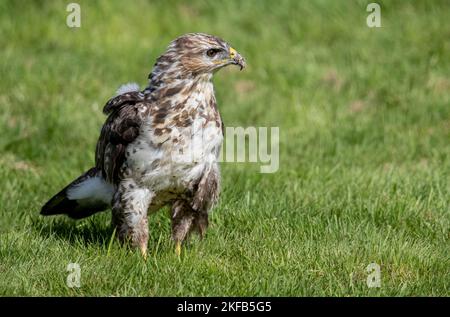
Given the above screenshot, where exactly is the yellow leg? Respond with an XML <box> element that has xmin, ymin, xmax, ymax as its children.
<box><xmin>140</xmin><ymin>245</ymin><xmax>148</xmax><ymax>261</ymax></box>
<box><xmin>175</xmin><ymin>241</ymin><xmax>181</xmax><ymax>257</ymax></box>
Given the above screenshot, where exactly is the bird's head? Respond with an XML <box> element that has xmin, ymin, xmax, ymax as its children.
<box><xmin>175</xmin><ymin>33</ymin><xmax>246</xmax><ymax>74</ymax></box>
<box><xmin>152</xmin><ymin>33</ymin><xmax>246</xmax><ymax>81</ymax></box>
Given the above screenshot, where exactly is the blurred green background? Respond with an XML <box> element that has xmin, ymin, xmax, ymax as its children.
<box><xmin>0</xmin><ymin>0</ymin><xmax>449</xmax><ymax>296</ymax></box>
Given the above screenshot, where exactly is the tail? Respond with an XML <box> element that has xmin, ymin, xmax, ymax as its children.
<box><xmin>41</xmin><ymin>167</ymin><xmax>114</xmax><ymax>219</ymax></box>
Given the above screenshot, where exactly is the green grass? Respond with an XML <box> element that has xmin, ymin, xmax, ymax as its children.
<box><xmin>0</xmin><ymin>0</ymin><xmax>449</xmax><ymax>296</ymax></box>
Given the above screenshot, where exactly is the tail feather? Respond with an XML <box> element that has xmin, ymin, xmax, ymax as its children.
<box><xmin>41</xmin><ymin>168</ymin><xmax>114</xmax><ymax>219</ymax></box>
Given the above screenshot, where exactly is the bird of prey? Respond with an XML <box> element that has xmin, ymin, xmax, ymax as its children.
<box><xmin>41</xmin><ymin>33</ymin><xmax>246</xmax><ymax>258</ymax></box>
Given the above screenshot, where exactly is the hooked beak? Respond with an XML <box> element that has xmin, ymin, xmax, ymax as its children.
<box><xmin>229</xmin><ymin>47</ymin><xmax>246</xmax><ymax>70</ymax></box>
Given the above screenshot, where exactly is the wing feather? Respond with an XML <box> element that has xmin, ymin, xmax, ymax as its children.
<box><xmin>103</xmin><ymin>91</ymin><xmax>142</xmax><ymax>114</ymax></box>
<box><xmin>96</xmin><ymin>93</ymin><xmax>151</xmax><ymax>184</ymax></box>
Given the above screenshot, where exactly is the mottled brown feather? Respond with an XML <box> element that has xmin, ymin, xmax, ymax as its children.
<box><xmin>96</xmin><ymin>93</ymin><xmax>151</xmax><ymax>183</ymax></box>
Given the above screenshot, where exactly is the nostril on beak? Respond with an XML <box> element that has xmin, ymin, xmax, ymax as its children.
<box><xmin>229</xmin><ymin>47</ymin><xmax>237</xmax><ymax>60</ymax></box>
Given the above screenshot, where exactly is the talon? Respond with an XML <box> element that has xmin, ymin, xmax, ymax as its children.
<box><xmin>175</xmin><ymin>241</ymin><xmax>181</xmax><ymax>257</ymax></box>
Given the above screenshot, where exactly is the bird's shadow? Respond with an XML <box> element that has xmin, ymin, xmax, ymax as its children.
<box><xmin>32</xmin><ymin>214</ymin><xmax>114</xmax><ymax>248</ymax></box>
<box><xmin>32</xmin><ymin>212</ymin><xmax>172</xmax><ymax>250</ymax></box>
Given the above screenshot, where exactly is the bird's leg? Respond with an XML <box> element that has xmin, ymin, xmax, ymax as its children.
<box><xmin>170</xmin><ymin>200</ymin><xmax>195</xmax><ymax>257</ymax></box>
<box><xmin>193</xmin><ymin>211</ymin><xmax>209</xmax><ymax>239</ymax></box>
<box><xmin>112</xmin><ymin>180</ymin><xmax>153</xmax><ymax>259</ymax></box>
<box><xmin>170</xmin><ymin>164</ymin><xmax>219</xmax><ymax>256</ymax></box>
<box><xmin>189</xmin><ymin>163</ymin><xmax>218</xmax><ymax>240</ymax></box>
<box><xmin>175</xmin><ymin>241</ymin><xmax>182</xmax><ymax>257</ymax></box>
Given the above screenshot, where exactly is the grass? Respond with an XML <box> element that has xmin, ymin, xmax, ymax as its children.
<box><xmin>0</xmin><ymin>0</ymin><xmax>449</xmax><ymax>296</ymax></box>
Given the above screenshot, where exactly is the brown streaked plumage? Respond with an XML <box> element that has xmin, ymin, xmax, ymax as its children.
<box><xmin>40</xmin><ymin>33</ymin><xmax>246</xmax><ymax>258</ymax></box>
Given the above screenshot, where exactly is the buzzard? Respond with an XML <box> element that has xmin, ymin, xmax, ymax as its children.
<box><xmin>41</xmin><ymin>33</ymin><xmax>246</xmax><ymax>258</ymax></box>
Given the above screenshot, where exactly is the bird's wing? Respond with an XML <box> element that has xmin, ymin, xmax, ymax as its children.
<box><xmin>95</xmin><ymin>91</ymin><xmax>151</xmax><ymax>184</ymax></box>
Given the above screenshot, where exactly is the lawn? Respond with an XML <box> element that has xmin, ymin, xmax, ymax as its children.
<box><xmin>0</xmin><ymin>0</ymin><xmax>449</xmax><ymax>296</ymax></box>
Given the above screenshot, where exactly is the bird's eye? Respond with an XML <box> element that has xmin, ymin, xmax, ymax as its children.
<box><xmin>206</xmin><ymin>49</ymin><xmax>219</xmax><ymax>57</ymax></box>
